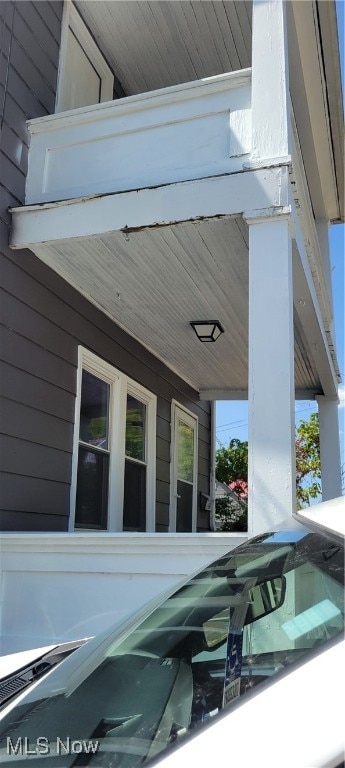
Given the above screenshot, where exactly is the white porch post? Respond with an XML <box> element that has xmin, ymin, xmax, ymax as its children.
<box><xmin>246</xmin><ymin>0</ymin><xmax>295</xmax><ymax>535</ymax></box>
<box><xmin>247</xmin><ymin>216</ymin><xmax>296</xmax><ymax>536</ymax></box>
<box><xmin>316</xmin><ymin>396</ymin><xmax>342</xmax><ymax>501</ymax></box>
<box><xmin>251</xmin><ymin>0</ymin><xmax>290</xmax><ymax>163</ymax></box>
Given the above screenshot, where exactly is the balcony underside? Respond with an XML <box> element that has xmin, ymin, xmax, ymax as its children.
<box><xmin>15</xmin><ymin>213</ymin><xmax>322</xmax><ymax>398</ymax></box>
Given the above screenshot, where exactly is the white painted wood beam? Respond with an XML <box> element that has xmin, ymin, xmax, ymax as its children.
<box><xmin>315</xmin><ymin>220</ymin><xmax>334</xmax><ymax>322</ymax></box>
<box><xmin>247</xmin><ymin>215</ymin><xmax>296</xmax><ymax>535</ymax></box>
<box><xmin>200</xmin><ymin>389</ymin><xmax>248</xmax><ymax>401</ymax></box>
<box><xmin>251</xmin><ymin>0</ymin><xmax>291</xmax><ymax>164</ymax></box>
<box><xmin>291</xmin><ymin>108</ymin><xmax>334</xmax><ymax>335</ymax></box>
<box><xmin>316</xmin><ymin>396</ymin><xmax>342</xmax><ymax>501</ymax></box>
<box><xmin>199</xmin><ymin>389</ymin><xmax>319</xmax><ymax>402</ymax></box>
<box><xmin>10</xmin><ymin>167</ymin><xmax>289</xmax><ymax>250</ymax></box>
<box><xmin>290</xmin><ymin>107</ymin><xmax>339</xmax><ymax>398</ymax></box>
<box><xmin>290</xmin><ymin>198</ymin><xmax>339</xmax><ymax>398</ymax></box>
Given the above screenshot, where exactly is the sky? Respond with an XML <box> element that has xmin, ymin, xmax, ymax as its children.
<box><xmin>216</xmin><ymin>1</ymin><xmax>344</xmax><ymax>467</ymax></box>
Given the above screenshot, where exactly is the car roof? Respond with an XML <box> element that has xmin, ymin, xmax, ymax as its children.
<box><xmin>294</xmin><ymin>496</ymin><xmax>345</xmax><ymax>538</ymax></box>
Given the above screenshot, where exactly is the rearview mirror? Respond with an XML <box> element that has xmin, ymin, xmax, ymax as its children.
<box><xmin>203</xmin><ymin>576</ymin><xmax>286</xmax><ymax>649</ymax></box>
<box><xmin>245</xmin><ymin>576</ymin><xmax>285</xmax><ymax>625</ymax></box>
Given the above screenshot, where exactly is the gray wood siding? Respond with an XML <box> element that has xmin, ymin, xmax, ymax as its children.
<box><xmin>0</xmin><ymin>1</ymin><xmax>211</xmax><ymax>532</ymax></box>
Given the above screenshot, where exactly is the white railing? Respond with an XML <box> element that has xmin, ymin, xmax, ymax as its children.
<box><xmin>0</xmin><ymin>532</ymin><xmax>247</xmax><ymax>653</ymax></box>
<box><xmin>25</xmin><ymin>70</ymin><xmax>251</xmax><ymax>205</ymax></box>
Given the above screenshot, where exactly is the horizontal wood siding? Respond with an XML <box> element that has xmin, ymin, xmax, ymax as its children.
<box><xmin>0</xmin><ymin>1</ymin><xmax>211</xmax><ymax>532</ymax></box>
<box><xmin>0</xmin><ymin>1</ymin><xmax>66</xmax><ymax>530</ymax></box>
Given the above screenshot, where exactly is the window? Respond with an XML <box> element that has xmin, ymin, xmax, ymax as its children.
<box><xmin>170</xmin><ymin>402</ymin><xmax>198</xmax><ymax>532</ymax></box>
<box><xmin>70</xmin><ymin>349</ymin><xmax>156</xmax><ymax>531</ymax></box>
<box><xmin>56</xmin><ymin>2</ymin><xmax>114</xmax><ymax>112</ymax></box>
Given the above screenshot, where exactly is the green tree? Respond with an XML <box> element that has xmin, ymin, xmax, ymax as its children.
<box><xmin>215</xmin><ymin>438</ymin><xmax>248</xmax><ymax>531</ymax></box>
<box><xmin>295</xmin><ymin>412</ymin><xmax>321</xmax><ymax>508</ymax></box>
<box><xmin>216</xmin><ymin>438</ymin><xmax>248</xmax><ymax>486</ymax></box>
<box><xmin>215</xmin><ymin>413</ymin><xmax>322</xmax><ymax>528</ymax></box>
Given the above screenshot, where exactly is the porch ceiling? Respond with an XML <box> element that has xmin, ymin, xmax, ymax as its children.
<box><xmin>75</xmin><ymin>1</ymin><xmax>252</xmax><ymax>95</ymax></box>
<box><xmin>34</xmin><ymin>216</ymin><xmax>321</xmax><ymax>396</ymax></box>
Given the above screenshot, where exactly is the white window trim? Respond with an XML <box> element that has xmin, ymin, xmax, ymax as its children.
<box><xmin>69</xmin><ymin>348</ymin><xmax>156</xmax><ymax>532</ymax></box>
<box><xmin>169</xmin><ymin>400</ymin><xmax>198</xmax><ymax>533</ymax></box>
<box><xmin>56</xmin><ymin>0</ymin><xmax>114</xmax><ymax>113</ymax></box>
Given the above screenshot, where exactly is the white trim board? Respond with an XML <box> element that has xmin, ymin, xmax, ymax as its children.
<box><xmin>10</xmin><ymin>167</ymin><xmax>290</xmax><ymax>249</ymax></box>
<box><xmin>56</xmin><ymin>1</ymin><xmax>113</xmax><ymax>112</ymax></box>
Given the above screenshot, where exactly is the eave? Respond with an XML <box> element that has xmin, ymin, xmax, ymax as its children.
<box><xmin>317</xmin><ymin>0</ymin><xmax>344</xmax><ymax>223</ymax></box>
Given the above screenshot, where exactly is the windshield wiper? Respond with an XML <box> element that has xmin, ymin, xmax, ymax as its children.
<box><xmin>0</xmin><ymin>640</ymin><xmax>86</xmax><ymax>709</ymax></box>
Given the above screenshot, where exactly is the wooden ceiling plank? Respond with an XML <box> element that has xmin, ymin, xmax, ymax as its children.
<box><xmin>145</xmin><ymin>1</ymin><xmax>194</xmax><ymax>85</ymax></box>
<box><xmin>199</xmin><ymin>2</ymin><xmax>234</xmax><ymax>73</ymax></box>
<box><xmin>232</xmin><ymin>1</ymin><xmax>252</xmax><ymax>64</ymax></box>
<box><xmin>212</xmin><ymin>1</ymin><xmax>241</xmax><ymax>71</ymax></box>
<box><xmin>124</xmin><ymin>1</ymin><xmax>172</xmax><ymax>91</ymax></box>
<box><xmin>172</xmin><ymin>1</ymin><xmax>208</xmax><ymax>75</ymax></box>
<box><xmin>222</xmin><ymin>1</ymin><xmax>250</xmax><ymax>70</ymax></box>
<box><xmin>188</xmin><ymin>1</ymin><xmax>225</xmax><ymax>76</ymax></box>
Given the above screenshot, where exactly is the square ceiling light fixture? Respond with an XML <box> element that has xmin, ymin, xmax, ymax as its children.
<box><xmin>190</xmin><ymin>320</ymin><xmax>224</xmax><ymax>342</ymax></box>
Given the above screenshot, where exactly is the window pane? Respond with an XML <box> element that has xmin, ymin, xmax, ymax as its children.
<box><xmin>125</xmin><ymin>395</ymin><xmax>146</xmax><ymax>461</ymax></box>
<box><xmin>80</xmin><ymin>370</ymin><xmax>109</xmax><ymax>449</ymax></box>
<box><xmin>177</xmin><ymin>421</ymin><xmax>194</xmax><ymax>482</ymax></box>
<box><xmin>75</xmin><ymin>446</ymin><xmax>109</xmax><ymax>529</ymax></box>
<box><xmin>123</xmin><ymin>459</ymin><xmax>146</xmax><ymax>531</ymax></box>
<box><xmin>176</xmin><ymin>479</ymin><xmax>193</xmax><ymax>532</ymax></box>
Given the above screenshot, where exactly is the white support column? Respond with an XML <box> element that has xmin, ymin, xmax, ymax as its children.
<box><xmin>316</xmin><ymin>396</ymin><xmax>342</xmax><ymax>501</ymax></box>
<box><xmin>247</xmin><ymin>214</ymin><xmax>296</xmax><ymax>536</ymax></box>
<box><xmin>251</xmin><ymin>0</ymin><xmax>291</xmax><ymax>163</ymax></box>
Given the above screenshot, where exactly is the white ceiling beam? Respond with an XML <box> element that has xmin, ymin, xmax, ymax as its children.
<box><xmin>199</xmin><ymin>389</ymin><xmax>321</xmax><ymax>402</ymax></box>
<box><xmin>10</xmin><ymin>166</ymin><xmax>289</xmax><ymax>250</ymax></box>
<box><xmin>200</xmin><ymin>390</ymin><xmax>248</xmax><ymax>401</ymax></box>
<box><xmin>291</xmin><ymin>199</ymin><xmax>339</xmax><ymax>399</ymax></box>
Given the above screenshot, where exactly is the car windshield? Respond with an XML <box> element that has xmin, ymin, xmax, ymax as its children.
<box><xmin>0</xmin><ymin>524</ymin><xmax>343</xmax><ymax>767</ymax></box>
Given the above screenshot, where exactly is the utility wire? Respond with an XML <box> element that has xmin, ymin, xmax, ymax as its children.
<box><xmin>216</xmin><ymin>404</ymin><xmax>317</xmax><ymax>436</ymax></box>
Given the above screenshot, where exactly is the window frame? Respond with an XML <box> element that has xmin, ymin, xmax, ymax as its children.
<box><xmin>69</xmin><ymin>348</ymin><xmax>156</xmax><ymax>532</ymax></box>
<box><xmin>55</xmin><ymin>1</ymin><xmax>114</xmax><ymax>113</ymax></box>
<box><xmin>169</xmin><ymin>401</ymin><xmax>198</xmax><ymax>532</ymax></box>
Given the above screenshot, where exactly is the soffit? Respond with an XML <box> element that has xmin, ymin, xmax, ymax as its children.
<box><xmin>34</xmin><ymin>216</ymin><xmax>321</xmax><ymax>395</ymax></box>
<box><xmin>317</xmin><ymin>0</ymin><xmax>344</xmax><ymax>222</ymax></box>
<box><xmin>287</xmin><ymin>0</ymin><xmax>344</xmax><ymax>222</ymax></box>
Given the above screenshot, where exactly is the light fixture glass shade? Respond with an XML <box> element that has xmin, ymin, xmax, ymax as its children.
<box><xmin>190</xmin><ymin>320</ymin><xmax>224</xmax><ymax>342</ymax></box>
